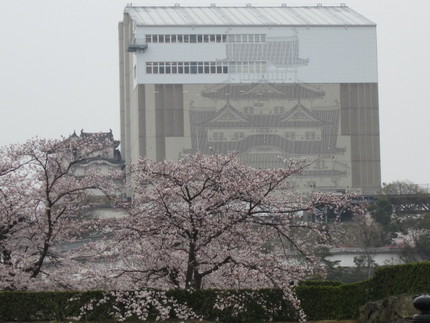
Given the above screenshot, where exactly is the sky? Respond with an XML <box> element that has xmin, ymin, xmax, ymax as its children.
<box><xmin>1</xmin><ymin>0</ymin><xmax>429</xmax><ymax>186</ymax></box>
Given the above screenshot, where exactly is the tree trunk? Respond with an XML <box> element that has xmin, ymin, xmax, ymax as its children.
<box><xmin>185</xmin><ymin>241</ymin><xmax>196</xmax><ymax>289</ymax></box>
<box><xmin>29</xmin><ymin>209</ymin><xmax>53</xmax><ymax>278</ymax></box>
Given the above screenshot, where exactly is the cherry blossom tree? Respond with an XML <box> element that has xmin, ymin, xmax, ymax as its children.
<box><xmin>0</xmin><ymin>143</ymin><xmax>31</xmax><ymax>289</ymax></box>
<box><xmin>0</xmin><ymin>135</ymin><xmax>113</xmax><ymax>290</ymax></box>
<box><xmin>103</xmin><ymin>152</ymin><xmax>362</xmax><ymax>313</ymax></box>
<box><xmin>381</xmin><ymin>180</ymin><xmax>427</xmax><ymax>195</ymax></box>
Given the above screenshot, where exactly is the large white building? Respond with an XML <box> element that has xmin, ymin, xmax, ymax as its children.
<box><xmin>119</xmin><ymin>4</ymin><xmax>380</xmax><ymax>194</ymax></box>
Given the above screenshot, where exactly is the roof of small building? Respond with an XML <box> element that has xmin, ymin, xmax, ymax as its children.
<box><xmin>124</xmin><ymin>5</ymin><xmax>375</xmax><ymax>27</ymax></box>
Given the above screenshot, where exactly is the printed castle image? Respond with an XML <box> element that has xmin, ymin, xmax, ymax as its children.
<box><xmin>119</xmin><ymin>5</ymin><xmax>380</xmax><ymax>194</ymax></box>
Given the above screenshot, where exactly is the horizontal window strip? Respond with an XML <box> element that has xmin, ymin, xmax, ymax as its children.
<box><xmin>145</xmin><ymin>34</ymin><xmax>266</xmax><ymax>44</ymax></box>
<box><xmin>146</xmin><ymin>61</ymin><xmax>267</xmax><ymax>74</ymax></box>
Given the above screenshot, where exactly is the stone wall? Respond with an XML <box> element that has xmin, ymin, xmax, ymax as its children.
<box><xmin>358</xmin><ymin>294</ymin><xmax>418</xmax><ymax>323</ymax></box>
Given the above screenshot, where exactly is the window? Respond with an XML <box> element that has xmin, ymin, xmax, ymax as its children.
<box><xmin>152</xmin><ymin>63</ymin><xmax>158</xmax><ymax>74</ymax></box>
<box><xmin>286</xmin><ymin>181</ymin><xmax>296</xmax><ymax>189</ymax></box>
<box><xmin>165</xmin><ymin>62</ymin><xmax>171</xmax><ymax>74</ymax></box>
<box><xmin>213</xmin><ymin>132</ymin><xmax>224</xmax><ymax>140</ymax></box>
<box><xmin>255</xmin><ymin>63</ymin><xmax>261</xmax><ymax>73</ymax></box>
<box><xmin>229</xmin><ymin>64</ymin><xmax>236</xmax><ymax>74</ymax></box>
<box><xmin>159</xmin><ymin>62</ymin><xmax>165</xmax><ymax>74</ymax></box>
<box><xmin>306</xmin><ymin>181</ymin><xmax>317</xmax><ymax>188</ymax></box>
<box><xmin>261</xmin><ymin>63</ymin><xmax>267</xmax><ymax>73</ymax></box>
<box><xmin>274</xmin><ymin>106</ymin><xmax>285</xmax><ymax>114</ymax></box>
<box><xmin>198</xmin><ymin>62</ymin><xmax>204</xmax><ymax>74</ymax></box>
<box><xmin>234</xmin><ymin>132</ymin><xmax>244</xmax><ymax>140</ymax></box>
<box><xmin>145</xmin><ymin>61</ymin><xmax>231</xmax><ymax>74</ymax></box>
<box><xmin>285</xmin><ymin>132</ymin><xmax>296</xmax><ymax>140</ymax></box>
<box><xmin>190</xmin><ymin>62</ymin><xmax>197</xmax><ymax>74</ymax></box>
<box><xmin>146</xmin><ymin>62</ymin><xmax>152</xmax><ymax>74</ymax></box>
<box><xmin>144</xmin><ymin>33</ymin><xmax>266</xmax><ymax>44</ymax></box>
<box><xmin>315</xmin><ymin>160</ymin><xmax>327</xmax><ymax>169</ymax></box>
<box><xmin>244</xmin><ymin>107</ymin><xmax>254</xmax><ymax>114</ymax></box>
<box><xmin>184</xmin><ymin>62</ymin><xmax>190</xmax><ymax>74</ymax></box>
<box><xmin>305</xmin><ymin>131</ymin><xmax>316</xmax><ymax>140</ymax></box>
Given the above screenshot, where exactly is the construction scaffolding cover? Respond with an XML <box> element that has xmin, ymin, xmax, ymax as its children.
<box><xmin>125</xmin><ymin>5</ymin><xmax>375</xmax><ymax>27</ymax></box>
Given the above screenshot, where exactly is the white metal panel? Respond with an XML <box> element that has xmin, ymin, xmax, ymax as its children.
<box><xmin>269</xmin><ymin>8</ymin><xmax>311</xmax><ymax>25</ymax></box>
<box><xmin>191</xmin><ymin>7</ymin><xmax>222</xmax><ymax>25</ymax></box>
<box><xmin>135</xmin><ymin>25</ymin><xmax>377</xmax><ymax>84</ymax></box>
<box><xmin>125</xmin><ymin>6</ymin><xmax>375</xmax><ymax>27</ymax></box>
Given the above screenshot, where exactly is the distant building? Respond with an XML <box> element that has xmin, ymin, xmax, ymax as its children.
<box><xmin>67</xmin><ymin>129</ymin><xmax>125</xmax><ymax>218</ymax></box>
<box><xmin>119</xmin><ymin>4</ymin><xmax>380</xmax><ymax>194</ymax></box>
<box><xmin>68</xmin><ymin>129</ymin><xmax>124</xmax><ymax>178</ymax></box>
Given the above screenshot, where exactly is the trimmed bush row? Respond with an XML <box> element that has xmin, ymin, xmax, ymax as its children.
<box><xmin>1</xmin><ymin>261</ymin><xmax>430</xmax><ymax>322</ymax></box>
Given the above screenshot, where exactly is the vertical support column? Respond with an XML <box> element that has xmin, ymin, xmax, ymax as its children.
<box><xmin>340</xmin><ymin>83</ymin><xmax>381</xmax><ymax>195</ymax></box>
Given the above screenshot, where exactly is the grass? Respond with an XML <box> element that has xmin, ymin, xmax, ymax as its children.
<box><xmin>12</xmin><ymin>321</ymin><xmax>357</xmax><ymax>323</ymax></box>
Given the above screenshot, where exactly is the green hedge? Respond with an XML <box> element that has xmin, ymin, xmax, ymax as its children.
<box><xmin>299</xmin><ymin>261</ymin><xmax>430</xmax><ymax>320</ymax></box>
<box><xmin>369</xmin><ymin>261</ymin><xmax>430</xmax><ymax>300</ymax></box>
<box><xmin>0</xmin><ymin>289</ymin><xmax>296</xmax><ymax>322</ymax></box>
<box><xmin>297</xmin><ymin>281</ymin><xmax>371</xmax><ymax>320</ymax></box>
<box><xmin>1</xmin><ymin>261</ymin><xmax>430</xmax><ymax>322</ymax></box>
<box><xmin>298</xmin><ymin>280</ymin><xmax>343</xmax><ymax>287</ymax></box>
<box><xmin>0</xmin><ymin>291</ymin><xmax>76</xmax><ymax>322</ymax></box>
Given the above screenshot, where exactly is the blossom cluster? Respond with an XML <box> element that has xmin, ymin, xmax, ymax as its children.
<box><xmin>213</xmin><ymin>290</ymin><xmax>282</xmax><ymax>320</ymax></box>
<box><xmin>74</xmin><ymin>290</ymin><xmax>202</xmax><ymax>322</ymax></box>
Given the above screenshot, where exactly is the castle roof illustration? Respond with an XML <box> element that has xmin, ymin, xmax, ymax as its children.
<box><xmin>199</xmin><ymin>101</ymin><xmax>329</xmax><ymax>128</ymax></box>
<box><xmin>201</xmin><ymin>83</ymin><xmax>325</xmax><ymax>100</ymax></box>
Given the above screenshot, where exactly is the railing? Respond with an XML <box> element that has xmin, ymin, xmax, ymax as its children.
<box><xmin>329</xmin><ymin>247</ymin><xmax>401</xmax><ymax>255</ymax></box>
<box><xmin>128</xmin><ymin>38</ymin><xmax>148</xmax><ymax>52</ymax></box>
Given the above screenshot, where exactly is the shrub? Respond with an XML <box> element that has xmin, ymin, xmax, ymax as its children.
<box><xmin>1</xmin><ymin>262</ymin><xmax>430</xmax><ymax>322</ymax></box>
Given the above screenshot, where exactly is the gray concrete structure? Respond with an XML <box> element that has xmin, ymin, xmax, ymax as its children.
<box><xmin>119</xmin><ymin>4</ymin><xmax>381</xmax><ymax>194</ymax></box>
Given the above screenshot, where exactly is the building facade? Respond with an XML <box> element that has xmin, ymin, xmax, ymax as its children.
<box><xmin>119</xmin><ymin>4</ymin><xmax>380</xmax><ymax>194</ymax></box>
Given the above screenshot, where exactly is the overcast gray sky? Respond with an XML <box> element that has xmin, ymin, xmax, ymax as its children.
<box><xmin>1</xmin><ymin>0</ymin><xmax>429</xmax><ymax>186</ymax></box>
